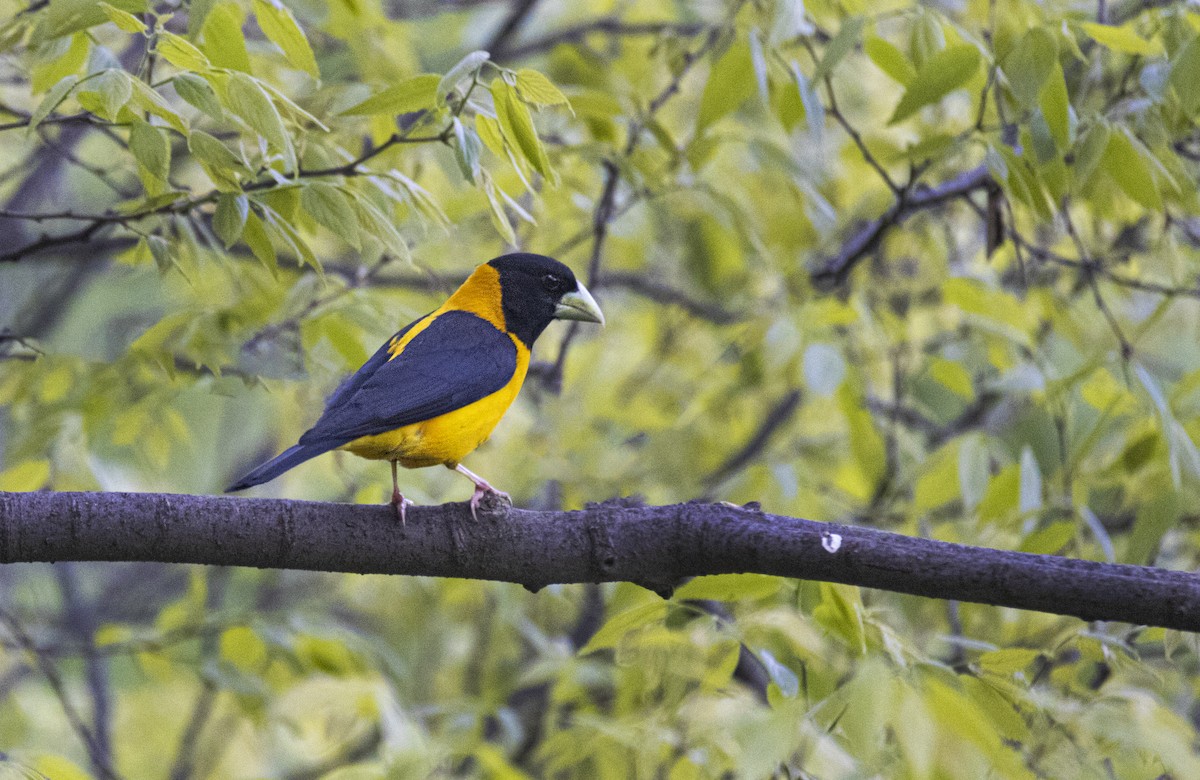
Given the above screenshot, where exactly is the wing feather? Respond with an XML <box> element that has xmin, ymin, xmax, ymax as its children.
<box><xmin>298</xmin><ymin>310</ymin><xmax>517</xmax><ymax>448</ymax></box>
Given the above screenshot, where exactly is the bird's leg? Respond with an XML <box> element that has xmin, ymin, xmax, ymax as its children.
<box><xmin>390</xmin><ymin>460</ymin><xmax>413</xmax><ymax>524</ymax></box>
<box><xmin>453</xmin><ymin>463</ymin><xmax>511</xmax><ymax>521</ymax></box>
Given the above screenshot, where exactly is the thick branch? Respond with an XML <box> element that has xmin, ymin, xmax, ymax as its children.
<box><xmin>2</xmin><ymin>491</ymin><xmax>1199</xmax><ymax>632</ymax></box>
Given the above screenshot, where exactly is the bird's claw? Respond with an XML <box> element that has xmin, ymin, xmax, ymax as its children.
<box><xmin>391</xmin><ymin>490</ymin><xmax>415</xmax><ymax>525</ymax></box>
<box><xmin>469</xmin><ymin>485</ymin><xmax>512</xmax><ymax>521</ymax></box>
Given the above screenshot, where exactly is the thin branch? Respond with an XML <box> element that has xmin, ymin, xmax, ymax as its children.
<box><xmin>4</xmin><ymin>490</ymin><xmax>1200</xmax><ymax>632</ymax></box>
<box><xmin>811</xmin><ymin>165</ymin><xmax>993</xmax><ymax>288</ymax></box>
<box><xmin>703</xmin><ymin>389</ymin><xmax>803</xmax><ymax>497</ymax></box>
<box><xmin>0</xmin><ymin>128</ymin><xmax>452</xmax><ymax>263</ymax></box>
<box><xmin>498</xmin><ymin>19</ymin><xmax>707</xmax><ymax>61</ymax></box>
<box><xmin>0</xmin><ymin>608</ymin><xmax>120</xmax><ymax>780</ymax></box>
<box><xmin>1061</xmin><ymin>204</ymin><xmax>1134</xmax><ymax>360</ymax></box>
<box><xmin>484</xmin><ymin>0</ymin><xmax>541</xmax><ymax>59</ymax></box>
<box><xmin>55</xmin><ymin>564</ymin><xmax>114</xmax><ymax>780</ymax></box>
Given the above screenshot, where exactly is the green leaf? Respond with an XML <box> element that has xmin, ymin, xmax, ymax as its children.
<box><xmin>697</xmin><ymin>40</ymin><xmax>754</xmax><ymax>132</ymax></box>
<box><xmin>241</xmin><ymin>210</ymin><xmax>277</xmax><ymax>269</ymax></box>
<box><xmin>492</xmin><ymin>78</ymin><xmax>554</xmax><ymax>183</ymax></box>
<box><xmin>813</xmin><ymin>16</ymin><xmax>864</xmax><ymax>82</ymax></box>
<box><xmin>1003</xmin><ymin>27</ymin><xmax>1056</xmax><ymax>109</ymax></box>
<box><xmin>1079</xmin><ymin>21</ymin><xmax>1158</xmax><ymax>56</ymax></box>
<box><xmin>223</xmin><ymin>72</ymin><xmax>294</xmax><ymax>168</ymax></box>
<box><xmin>189</xmin><ymin>129</ymin><xmax>243</xmax><ymax>191</ymax></box>
<box><xmin>31</xmin><ymin>33</ymin><xmax>88</xmax><ymax>93</ymax></box>
<box><xmin>514</xmin><ymin>68</ymin><xmax>570</xmax><ymax>107</ymax></box>
<box><xmin>251</xmin><ymin>0</ymin><xmax>319</xmax><ymax>78</ymax></box>
<box><xmin>301</xmin><ymin>182</ymin><xmax>360</xmax><ymax>249</ymax></box>
<box><xmin>29</xmin><ymin>75</ymin><xmax>80</xmax><ymax>131</ymax></box>
<box><xmin>978</xmin><ymin>648</ymin><xmax>1042</xmax><ymax>676</ymax></box>
<box><xmin>475</xmin><ymin>113</ymin><xmax>505</xmax><ymax>156</ymax></box>
<box><xmin>580</xmin><ymin>601</ymin><xmax>668</xmax><ymax>654</ymax></box>
<box><xmin>930</xmin><ymin>358</ymin><xmax>973</xmax><ymax>399</ymax></box>
<box><xmin>128</xmin><ymin>78</ymin><xmax>188</xmax><ymax>134</ymax></box>
<box><xmin>213</xmin><ymin>193</ymin><xmax>248</xmax><ymax>248</ymax></box>
<box><xmin>1039</xmin><ymin>62</ymin><xmax>1071</xmax><ymax>150</ymax></box>
<box><xmin>437</xmin><ymin>49</ymin><xmax>489</xmax><ymax>105</ymax></box>
<box><xmin>1169</xmin><ymin>36</ymin><xmax>1200</xmax><ymax>116</ymax></box>
<box><xmin>129</xmin><ymin>118</ymin><xmax>170</xmax><ymax>181</ymax></box>
<box><xmin>482</xmin><ymin>175</ymin><xmax>516</xmax><ymax>245</ymax></box>
<box><xmin>348</xmin><ymin>193</ymin><xmax>409</xmax><ymax>260</ymax></box>
<box><xmin>674</xmin><ymin>574</ymin><xmax>782</xmax><ymax>602</ymax></box>
<box><xmin>889</xmin><ymin>44</ymin><xmax>981</xmax><ymax>123</ymax></box>
<box><xmin>451</xmin><ymin>116</ymin><xmax>482</xmax><ymax>183</ymax></box>
<box><xmin>758</xmin><ymin>649</ymin><xmax>800</xmax><ymax>698</ymax></box>
<box><xmin>146</xmin><ymin>234</ymin><xmax>174</xmax><ymax>273</ymax></box>
<box><xmin>1101</xmin><ymin>127</ymin><xmax>1162</xmax><ymax>209</ymax></box>
<box><xmin>76</xmin><ymin>68</ymin><xmax>132</xmax><ymax>121</ymax></box>
<box><xmin>339</xmin><ymin>73</ymin><xmax>439</xmax><ymax>116</ymax></box>
<box><xmin>865</xmin><ymin>35</ymin><xmax>916</xmax><ymax>85</ymax></box>
<box><xmin>1018</xmin><ymin>521</ymin><xmax>1074</xmax><ymax>554</ymax></box>
<box><xmin>201</xmin><ymin>3</ymin><xmax>251</xmax><ymax>73</ymax></box>
<box><xmin>173</xmin><ymin>72</ymin><xmax>222</xmax><ymax>121</ymax></box>
<box><xmin>789</xmin><ymin>61</ymin><xmax>824</xmax><ymax>141</ymax></box>
<box><xmin>98</xmin><ymin>2</ymin><xmax>147</xmax><ymax>33</ymax></box>
<box><xmin>157</xmin><ymin>32</ymin><xmax>211</xmax><ymax>72</ymax></box>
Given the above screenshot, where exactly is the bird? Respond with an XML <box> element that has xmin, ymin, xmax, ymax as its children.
<box><xmin>227</xmin><ymin>252</ymin><xmax>604</xmax><ymax>521</ymax></box>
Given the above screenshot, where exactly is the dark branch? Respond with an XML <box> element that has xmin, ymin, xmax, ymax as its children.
<box><xmin>812</xmin><ymin>165</ymin><xmax>993</xmax><ymax>289</ymax></box>
<box><xmin>2</xmin><ymin>490</ymin><xmax>1200</xmax><ymax>632</ymax></box>
<box><xmin>497</xmin><ymin>19</ymin><xmax>706</xmax><ymax>61</ymax></box>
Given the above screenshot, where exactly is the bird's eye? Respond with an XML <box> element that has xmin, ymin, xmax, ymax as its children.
<box><xmin>542</xmin><ymin>274</ymin><xmax>564</xmax><ymax>292</ymax></box>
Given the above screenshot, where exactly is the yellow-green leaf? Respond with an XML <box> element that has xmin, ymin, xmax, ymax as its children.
<box><xmin>99</xmin><ymin>2</ymin><xmax>147</xmax><ymax>33</ymax></box>
<box><xmin>129</xmin><ymin>118</ymin><xmax>170</xmax><ymax>181</ymax></box>
<box><xmin>340</xmin><ymin>73</ymin><xmax>439</xmax><ymax>116</ymax></box>
<box><xmin>492</xmin><ymin>78</ymin><xmax>554</xmax><ymax>183</ymax></box>
<box><xmin>580</xmin><ymin>601</ymin><xmax>668</xmax><ymax>654</ymax></box>
<box><xmin>201</xmin><ymin>3</ymin><xmax>251</xmax><ymax>73</ymax></box>
<box><xmin>252</xmin><ymin>0</ymin><xmax>319</xmax><ymax>78</ymax></box>
<box><xmin>1101</xmin><ymin>127</ymin><xmax>1162</xmax><ymax>210</ymax></box>
<box><xmin>674</xmin><ymin>574</ymin><xmax>783</xmax><ymax>602</ymax></box>
<box><xmin>515</xmin><ymin>68</ymin><xmax>570</xmax><ymax>107</ymax></box>
<box><xmin>1079</xmin><ymin>21</ymin><xmax>1158</xmax><ymax>56</ymax></box>
<box><xmin>890</xmin><ymin>44</ymin><xmax>981</xmax><ymax>123</ymax></box>
<box><xmin>864</xmin><ymin>35</ymin><xmax>916</xmax><ymax>85</ymax></box>
<box><xmin>157</xmin><ymin>32</ymin><xmax>211</xmax><ymax>72</ymax></box>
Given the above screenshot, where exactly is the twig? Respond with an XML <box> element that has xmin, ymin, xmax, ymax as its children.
<box><xmin>703</xmin><ymin>389</ymin><xmax>803</xmax><ymax>497</ymax></box>
<box><xmin>55</xmin><ymin>565</ymin><xmax>114</xmax><ymax>779</ymax></box>
<box><xmin>485</xmin><ymin>0</ymin><xmax>541</xmax><ymax>59</ymax></box>
<box><xmin>498</xmin><ymin>18</ymin><xmax>707</xmax><ymax>61</ymax></box>
<box><xmin>811</xmin><ymin>165</ymin><xmax>993</xmax><ymax>288</ymax></box>
<box><xmin>0</xmin><ymin>608</ymin><xmax>120</xmax><ymax>780</ymax></box>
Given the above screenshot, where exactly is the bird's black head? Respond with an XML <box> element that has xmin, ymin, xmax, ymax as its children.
<box><xmin>488</xmin><ymin>253</ymin><xmax>604</xmax><ymax>347</ymax></box>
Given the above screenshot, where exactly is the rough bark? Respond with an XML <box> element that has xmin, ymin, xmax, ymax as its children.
<box><xmin>1</xmin><ymin>490</ymin><xmax>1198</xmax><ymax>631</ymax></box>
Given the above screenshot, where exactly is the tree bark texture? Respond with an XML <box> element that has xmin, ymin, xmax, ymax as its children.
<box><xmin>1</xmin><ymin>490</ymin><xmax>1197</xmax><ymax>631</ymax></box>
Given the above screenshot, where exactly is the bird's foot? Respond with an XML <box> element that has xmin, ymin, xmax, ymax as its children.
<box><xmin>391</xmin><ymin>489</ymin><xmax>415</xmax><ymax>525</ymax></box>
<box><xmin>469</xmin><ymin>484</ymin><xmax>512</xmax><ymax>522</ymax></box>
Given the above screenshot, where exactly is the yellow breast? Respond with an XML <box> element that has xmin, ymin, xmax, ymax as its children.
<box><xmin>341</xmin><ymin>335</ymin><xmax>530</xmax><ymax>468</ymax></box>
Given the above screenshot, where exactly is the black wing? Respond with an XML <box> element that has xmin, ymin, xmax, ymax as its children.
<box><xmin>298</xmin><ymin>309</ymin><xmax>517</xmax><ymax>449</ymax></box>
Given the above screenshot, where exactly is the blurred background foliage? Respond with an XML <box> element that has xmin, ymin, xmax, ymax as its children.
<box><xmin>4</xmin><ymin>0</ymin><xmax>1200</xmax><ymax>776</ymax></box>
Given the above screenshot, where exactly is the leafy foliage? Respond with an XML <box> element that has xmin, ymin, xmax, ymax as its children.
<box><xmin>4</xmin><ymin>0</ymin><xmax>1200</xmax><ymax>777</ymax></box>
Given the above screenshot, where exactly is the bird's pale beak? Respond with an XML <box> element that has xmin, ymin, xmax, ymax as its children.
<box><xmin>554</xmin><ymin>281</ymin><xmax>605</xmax><ymax>326</ymax></box>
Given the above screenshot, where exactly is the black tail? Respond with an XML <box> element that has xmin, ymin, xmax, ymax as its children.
<box><xmin>226</xmin><ymin>444</ymin><xmax>325</xmax><ymax>492</ymax></box>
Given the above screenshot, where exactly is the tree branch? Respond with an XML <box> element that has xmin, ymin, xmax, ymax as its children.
<box><xmin>2</xmin><ymin>491</ymin><xmax>1199</xmax><ymax>632</ymax></box>
<box><xmin>811</xmin><ymin>165</ymin><xmax>992</xmax><ymax>289</ymax></box>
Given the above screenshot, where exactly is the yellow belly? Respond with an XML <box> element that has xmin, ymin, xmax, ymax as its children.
<box><xmin>340</xmin><ymin>347</ymin><xmax>529</xmax><ymax>469</ymax></box>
